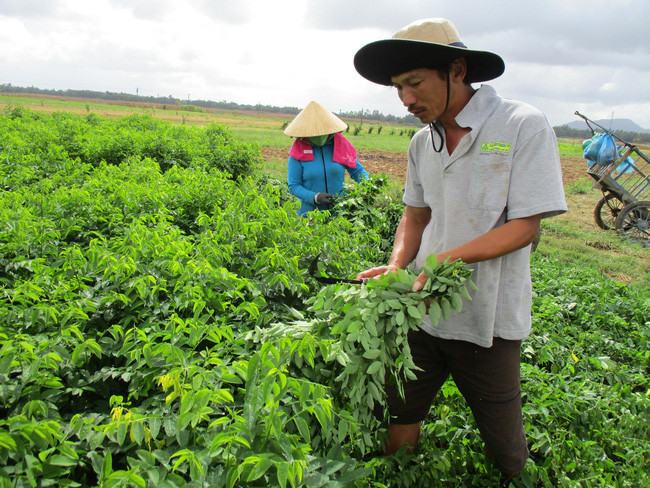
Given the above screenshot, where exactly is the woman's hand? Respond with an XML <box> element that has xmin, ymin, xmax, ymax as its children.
<box><xmin>314</xmin><ymin>193</ymin><xmax>336</xmax><ymax>204</ymax></box>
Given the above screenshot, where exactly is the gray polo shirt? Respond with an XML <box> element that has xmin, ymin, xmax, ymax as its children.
<box><xmin>403</xmin><ymin>85</ymin><xmax>568</xmax><ymax>347</ymax></box>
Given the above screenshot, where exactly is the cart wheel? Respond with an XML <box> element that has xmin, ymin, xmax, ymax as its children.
<box><xmin>614</xmin><ymin>201</ymin><xmax>650</xmax><ymax>247</ymax></box>
<box><xmin>594</xmin><ymin>193</ymin><xmax>623</xmax><ymax>230</ymax></box>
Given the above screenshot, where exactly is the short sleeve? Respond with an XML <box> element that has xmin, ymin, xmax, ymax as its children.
<box><xmin>507</xmin><ymin>123</ymin><xmax>568</xmax><ymax>221</ymax></box>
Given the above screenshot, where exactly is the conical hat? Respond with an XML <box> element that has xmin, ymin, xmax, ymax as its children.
<box><xmin>284</xmin><ymin>101</ymin><xmax>348</xmax><ymax>137</ymax></box>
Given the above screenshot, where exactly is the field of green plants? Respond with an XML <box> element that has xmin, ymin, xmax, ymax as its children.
<box><xmin>0</xmin><ymin>106</ymin><xmax>648</xmax><ymax>487</ymax></box>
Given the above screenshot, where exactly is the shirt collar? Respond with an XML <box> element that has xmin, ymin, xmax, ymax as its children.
<box><xmin>455</xmin><ymin>84</ymin><xmax>500</xmax><ymax>133</ymax></box>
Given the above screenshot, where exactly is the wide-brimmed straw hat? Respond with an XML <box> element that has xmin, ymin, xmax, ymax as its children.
<box><xmin>354</xmin><ymin>18</ymin><xmax>505</xmax><ymax>86</ymax></box>
<box><xmin>284</xmin><ymin>101</ymin><xmax>348</xmax><ymax>137</ymax></box>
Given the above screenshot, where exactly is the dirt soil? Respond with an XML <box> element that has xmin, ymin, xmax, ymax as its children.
<box><xmin>263</xmin><ymin>148</ymin><xmax>587</xmax><ymax>188</ymax></box>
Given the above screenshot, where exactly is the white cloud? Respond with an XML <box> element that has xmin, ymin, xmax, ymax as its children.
<box><xmin>1</xmin><ymin>0</ymin><xmax>649</xmax><ymax>128</ymax></box>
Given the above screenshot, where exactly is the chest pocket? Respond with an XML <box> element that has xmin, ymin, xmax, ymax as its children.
<box><xmin>467</xmin><ymin>158</ymin><xmax>511</xmax><ymax>212</ymax></box>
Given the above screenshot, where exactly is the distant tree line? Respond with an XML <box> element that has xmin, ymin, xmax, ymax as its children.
<box><xmin>337</xmin><ymin>108</ymin><xmax>421</xmax><ymax>126</ymax></box>
<box><xmin>553</xmin><ymin>124</ymin><xmax>650</xmax><ymax>144</ymax></box>
<box><xmin>1</xmin><ymin>83</ymin><xmax>178</xmax><ymax>106</ymax></box>
<box><xmin>0</xmin><ymin>83</ymin><xmax>422</xmax><ymax>126</ymax></box>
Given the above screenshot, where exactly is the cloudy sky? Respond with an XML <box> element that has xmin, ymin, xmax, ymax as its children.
<box><xmin>1</xmin><ymin>0</ymin><xmax>649</xmax><ymax>128</ymax></box>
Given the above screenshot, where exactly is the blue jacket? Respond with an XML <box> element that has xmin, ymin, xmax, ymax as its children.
<box><xmin>287</xmin><ymin>140</ymin><xmax>369</xmax><ymax>215</ymax></box>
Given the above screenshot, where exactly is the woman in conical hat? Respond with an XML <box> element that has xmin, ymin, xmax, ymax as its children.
<box><xmin>285</xmin><ymin>101</ymin><xmax>369</xmax><ymax>215</ymax></box>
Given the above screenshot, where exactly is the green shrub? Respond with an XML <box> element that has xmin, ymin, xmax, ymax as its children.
<box><xmin>178</xmin><ymin>104</ymin><xmax>204</xmax><ymax>113</ymax></box>
<box><xmin>0</xmin><ymin>107</ymin><xmax>259</xmax><ymax>182</ymax></box>
<box><xmin>335</xmin><ymin>175</ymin><xmax>404</xmax><ymax>261</ymax></box>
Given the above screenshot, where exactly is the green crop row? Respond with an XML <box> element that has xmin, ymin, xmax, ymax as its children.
<box><xmin>1</xmin><ymin>105</ymin><xmax>259</xmax><ymax>186</ymax></box>
<box><xmin>0</xmin><ymin>108</ymin><xmax>648</xmax><ymax>487</ymax></box>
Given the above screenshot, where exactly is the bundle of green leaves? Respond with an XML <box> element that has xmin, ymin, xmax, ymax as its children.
<box><xmin>252</xmin><ymin>257</ymin><xmax>475</xmax><ymax>459</ymax></box>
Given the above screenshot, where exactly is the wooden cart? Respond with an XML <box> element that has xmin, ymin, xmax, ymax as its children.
<box><xmin>576</xmin><ymin>111</ymin><xmax>650</xmax><ymax>247</ymax></box>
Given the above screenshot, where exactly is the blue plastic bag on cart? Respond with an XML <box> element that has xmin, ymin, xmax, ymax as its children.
<box><xmin>615</xmin><ymin>146</ymin><xmax>635</xmax><ymax>173</ymax></box>
<box><xmin>582</xmin><ymin>133</ymin><xmax>616</xmax><ymax>166</ymax></box>
<box><xmin>582</xmin><ymin>133</ymin><xmax>604</xmax><ymax>163</ymax></box>
<box><xmin>597</xmin><ymin>134</ymin><xmax>616</xmax><ymax>166</ymax></box>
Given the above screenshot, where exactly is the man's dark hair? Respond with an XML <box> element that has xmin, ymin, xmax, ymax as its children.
<box><xmin>428</xmin><ymin>59</ymin><xmax>472</xmax><ymax>85</ymax></box>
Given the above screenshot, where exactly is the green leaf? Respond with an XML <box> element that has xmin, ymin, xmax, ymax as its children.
<box><xmin>395</xmin><ymin>310</ymin><xmax>405</xmax><ymax>326</ymax></box>
<box><xmin>180</xmin><ymin>391</ymin><xmax>194</xmax><ymax>415</ymax></box>
<box><xmin>337</xmin><ymin>418</ymin><xmax>349</xmax><ymax>443</ymax></box>
<box><xmin>48</xmin><ymin>454</ymin><xmax>78</xmax><ymax>467</ymax></box>
<box><xmin>460</xmin><ymin>285</ymin><xmax>472</xmax><ymax>301</ymax></box>
<box><xmin>451</xmin><ymin>292</ymin><xmax>463</xmax><ymax>312</ymax></box>
<box><xmin>116</xmin><ymin>422</ymin><xmax>129</xmax><ymax>446</ymax></box>
<box><xmin>407</xmin><ymin>305</ymin><xmax>422</xmax><ymax>320</ymax></box>
<box><xmin>101</xmin><ymin>450</ymin><xmax>113</xmax><ymax>480</ymax></box>
<box><xmin>366</xmin><ymin>361</ymin><xmax>382</xmax><ymax>375</ymax></box>
<box><xmin>365</xmin><ymin>320</ymin><xmax>378</xmax><ymax>336</ymax></box>
<box><xmin>389</xmin><ymin>281</ymin><xmax>411</xmax><ymax>293</ymax></box>
<box><xmin>131</xmin><ymin>421</ymin><xmax>145</xmax><ymax>445</ymax></box>
<box><xmin>0</xmin><ymin>352</ymin><xmax>15</xmax><ymax>374</ymax></box>
<box><xmin>429</xmin><ymin>300</ymin><xmax>442</xmax><ymax>326</ymax></box>
<box><xmin>294</xmin><ymin>415</ymin><xmax>311</xmax><ymax>443</ymax></box>
<box><xmin>441</xmin><ymin>298</ymin><xmax>452</xmax><ymax>321</ymax></box>
<box><xmin>425</xmin><ymin>254</ymin><xmax>439</xmax><ymax>269</ymax></box>
<box><xmin>149</xmin><ymin>416</ymin><xmax>161</xmax><ymax>438</ymax></box>
<box><xmin>246</xmin><ymin>354</ymin><xmax>261</xmax><ymax>384</ymax></box>
<box><xmin>227</xmin><ymin>466</ymin><xmax>240</xmax><ymax>488</ymax></box>
<box><xmin>362</xmin><ymin>349</ymin><xmax>381</xmax><ymax>360</ymax></box>
<box><xmin>163</xmin><ymin>415</ymin><xmax>177</xmax><ymax>436</ymax></box>
<box><xmin>277</xmin><ymin>462</ymin><xmax>289</xmax><ymax>488</ymax></box>
<box><xmin>0</xmin><ymin>432</ymin><xmax>17</xmax><ymax>450</ymax></box>
<box><xmin>247</xmin><ymin>456</ymin><xmax>274</xmax><ymax>482</ymax></box>
<box><xmin>387</xmin><ymin>299</ymin><xmax>402</xmax><ymax>309</ymax></box>
<box><xmin>367</xmin><ymin>381</ymin><xmax>382</xmax><ymax>402</ymax></box>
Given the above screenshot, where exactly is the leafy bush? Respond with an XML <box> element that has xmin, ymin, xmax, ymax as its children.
<box><xmin>0</xmin><ymin>106</ymin><xmax>259</xmax><ymax>182</ymax></box>
<box><xmin>335</xmin><ymin>175</ymin><xmax>404</xmax><ymax>261</ymax></box>
<box><xmin>177</xmin><ymin>105</ymin><xmax>205</xmax><ymax>113</ymax></box>
<box><xmin>0</xmin><ymin>147</ymin><xmax>474</xmax><ymax>486</ymax></box>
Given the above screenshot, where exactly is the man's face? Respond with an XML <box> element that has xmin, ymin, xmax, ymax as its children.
<box><xmin>391</xmin><ymin>68</ymin><xmax>448</xmax><ymax>124</ymax></box>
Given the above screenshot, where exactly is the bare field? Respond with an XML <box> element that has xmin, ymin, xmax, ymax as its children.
<box><xmin>264</xmin><ymin>149</ymin><xmax>587</xmax><ymax>188</ymax></box>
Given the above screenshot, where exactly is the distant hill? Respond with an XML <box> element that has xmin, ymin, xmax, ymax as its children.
<box><xmin>559</xmin><ymin>118</ymin><xmax>650</xmax><ymax>134</ymax></box>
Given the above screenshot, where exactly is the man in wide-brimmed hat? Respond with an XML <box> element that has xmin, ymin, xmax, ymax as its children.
<box><xmin>354</xmin><ymin>18</ymin><xmax>568</xmax><ymax>479</ymax></box>
<box><xmin>285</xmin><ymin>101</ymin><xmax>369</xmax><ymax>215</ymax></box>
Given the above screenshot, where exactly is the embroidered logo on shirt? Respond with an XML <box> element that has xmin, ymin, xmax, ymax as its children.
<box><xmin>481</xmin><ymin>142</ymin><xmax>511</xmax><ymax>153</ymax></box>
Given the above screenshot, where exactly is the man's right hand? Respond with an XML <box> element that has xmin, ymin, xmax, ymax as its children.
<box><xmin>355</xmin><ymin>264</ymin><xmax>400</xmax><ymax>281</ymax></box>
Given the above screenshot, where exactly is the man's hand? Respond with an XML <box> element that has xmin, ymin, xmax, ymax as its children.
<box><xmin>355</xmin><ymin>264</ymin><xmax>400</xmax><ymax>281</ymax></box>
<box><xmin>411</xmin><ymin>271</ymin><xmax>428</xmax><ymax>292</ymax></box>
<box><xmin>314</xmin><ymin>193</ymin><xmax>336</xmax><ymax>204</ymax></box>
